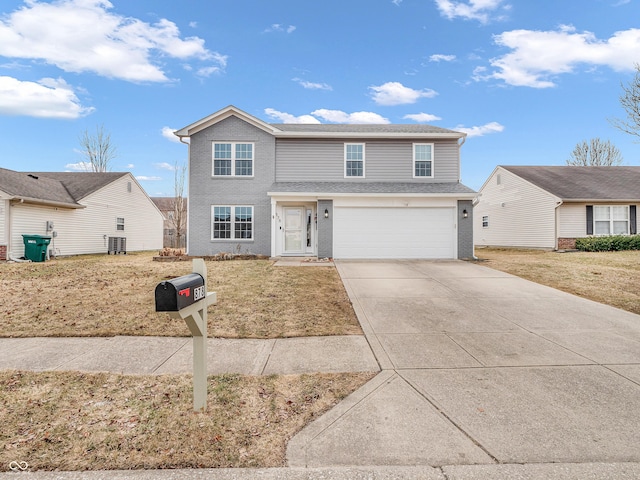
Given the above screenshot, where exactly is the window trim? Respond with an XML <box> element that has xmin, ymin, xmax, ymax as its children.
<box><xmin>212</xmin><ymin>142</ymin><xmax>255</xmax><ymax>177</ymax></box>
<box><xmin>482</xmin><ymin>215</ymin><xmax>489</xmax><ymax>228</ymax></box>
<box><xmin>344</xmin><ymin>143</ymin><xmax>365</xmax><ymax>178</ymax></box>
<box><xmin>413</xmin><ymin>143</ymin><xmax>435</xmax><ymax>179</ymax></box>
<box><xmin>116</xmin><ymin>217</ymin><xmax>125</xmax><ymax>231</ymax></box>
<box><xmin>211</xmin><ymin>205</ymin><xmax>254</xmax><ymax>241</ymax></box>
<box><xmin>592</xmin><ymin>205</ymin><xmax>630</xmax><ymax>236</ymax></box>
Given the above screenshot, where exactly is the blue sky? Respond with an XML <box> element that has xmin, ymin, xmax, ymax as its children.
<box><xmin>1</xmin><ymin>0</ymin><xmax>639</xmax><ymax>195</ymax></box>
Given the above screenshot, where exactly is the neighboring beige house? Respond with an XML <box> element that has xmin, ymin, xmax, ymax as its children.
<box><xmin>0</xmin><ymin>168</ymin><xmax>164</xmax><ymax>260</ymax></box>
<box><xmin>151</xmin><ymin>197</ymin><xmax>188</xmax><ymax>248</ymax></box>
<box><xmin>474</xmin><ymin>166</ymin><xmax>640</xmax><ymax>250</ymax></box>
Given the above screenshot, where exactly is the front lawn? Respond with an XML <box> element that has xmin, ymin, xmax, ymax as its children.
<box><xmin>0</xmin><ymin>252</ymin><xmax>361</xmax><ymax>338</ymax></box>
<box><xmin>475</xmin><ymin>248</ymin><xmax>640</xmax><ymax>315</ymax></box>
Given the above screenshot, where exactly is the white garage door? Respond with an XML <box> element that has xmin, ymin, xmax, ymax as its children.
<box><xmin>333</xmin><ymin>207</ymin><xmax>455</xmax><ymax>259</ymax></box>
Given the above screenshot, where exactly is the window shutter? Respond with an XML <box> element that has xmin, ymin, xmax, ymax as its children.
<box><xmin>631</xmin><ymin>205</ymin><xmax>637</xmax><ymax>235</ymax></box>
<box><xmin>586</xmin><ymin>205</ymin><xmax>593</xmax><ymax>235</ymax></box>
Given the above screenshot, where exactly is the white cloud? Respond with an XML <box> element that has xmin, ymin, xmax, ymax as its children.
<box><xmin>454</xmin><ymin>121</ymin><xmax>504</xmax><ymax>137</ymax></box>
<box><xmin>404</xmin><ymin>113</ymin><xmax>442</xmax><ymax>122</ymax></box>
<box><xmin>435</xmin><ymin>0</ymin><xmax>509</xmax><ymax>23</ymax></box>
<box><xmin>264</xmin><ymin>108</ymin><xmax>321</xmax><ymax>124</ymax></box>
<box><xmin>311</xmin><ymin>109</ymin><xmax>390</xmax><ymax>124</ymax></box>
<box><xmin>264</xmin><ymin>24</ymin><xmax>296</xmax><ymax>34</ymax></box>
<box><xmin>293</xmin><ymin>78</ymin><xmax>332</xmax><ymax>90</ymax></box>
<box><xmin>0</xmin><ymin>0</ymin><xmax>223</xmax><ymax>83</ymax></box>
<box><xmin>154</xmin><ymin>162</ymin><xmax>175</xmax><ymax>170</ymax></box>
<box><xmin>136</xmin><ymin>176</ymin><xmax>162</xmax><ymax>181</ymax></box>
<box><xmin>429</xmin><ymin>54</ymin><xmax>456</xmax><ymax>62</ymax></box>
<box><xmin>392</xmin><ymin>0</ymin><xmax>403</xmax><ymax>5</ymax></box>
<box><xmin>65</xmin><ymin>161</ymin><xmax>93</xmax><ymax>171</ymax></box>
<box><xmin>369</xmin><ymin>82</ymin><xmax>437</xmax><ymax>106</ymax></box>
<box><xmin>126</xmin><ymin>164</ymin><xmax>134</xmax><ymax>168</ymax></box>
<box><xmin>477</xmin><ymin>25</ymin><xmax>640</xmax><ymax>88</ymax></box>
<box><xmin>161</xmin><ymin>126</ymin><xmax>181</xmax><ymax>143</ymax></box>
<box><xmin>0</xmin><ymin>76</ymin><xmax>93</xmax><ymax>118</ymax></box>
<box><xmin>265</xmin><ymin>108</ymin><xmax>389</xmax><ymax>124</ymax></box>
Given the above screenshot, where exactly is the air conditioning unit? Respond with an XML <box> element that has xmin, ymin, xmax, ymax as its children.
<box><xmin>108</xmin><ymin>237</ymin><xmax>127</xmax><ymax>255</ymax></box>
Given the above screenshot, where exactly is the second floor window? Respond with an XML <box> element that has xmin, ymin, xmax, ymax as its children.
<box><xmin>213</xmin><ymin>142</ymin><xmax>254</xmax><ymax>177</ymax></box>
<box><xmin>345</xmin><ymin>143</ymin><xmax>364</xmax><ymax>177</ymax></box>
<box><xmin>414</xmin><ymin>143</ymin><xmax>434</xmax><ymax>178</ymax></box>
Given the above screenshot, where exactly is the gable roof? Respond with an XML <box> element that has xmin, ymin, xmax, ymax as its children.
<box><xmin>0</xmin><ymin>168</ymin><xmax>129</xmax><ymax>208</ymax></box>
<box><xmin>501</xmin><ymin>166</ymin><xmax>640</xmax><ymax>201</ymax></box>
<box><xmin>175</xmin><ymin>105</ymin><xmax>466</xmax><ymax>140</ymax></box>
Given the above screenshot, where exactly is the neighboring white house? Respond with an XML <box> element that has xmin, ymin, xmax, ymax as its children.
<box><xmin>0</xmin><ymin>168</ymin><xmax>164</xmax><ymax>260</ymax></box>
<box><xmin>474</xmin><ymin>166</ymin><xmax>640</xmax><ymax>250</ymax></box>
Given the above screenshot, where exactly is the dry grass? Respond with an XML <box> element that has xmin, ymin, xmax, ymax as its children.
<box><xmin>0</xmin><ymin>370</ymin><xmax>374</xmax><ymax>471</ymax></box>
<box><xmin>475</xmin><ymin>248</ymin><xmax>640</xmax><ymax>315</ymax></box>
<box><xmin>0</xmin><ymin>252</ymin><xmax>361</xmax><ymax>338</ymax></box>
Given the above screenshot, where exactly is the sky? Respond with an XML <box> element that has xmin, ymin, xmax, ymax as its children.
<box><xmin>1</xmin><ymin>0</ymin><xmax>639</xmax><ymax>196</ymax></box>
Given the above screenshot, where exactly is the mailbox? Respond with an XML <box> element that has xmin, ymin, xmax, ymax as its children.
<box><xmin>155</xmin><ymin>273</ymin><xmax>205</xmax><ymax>312</ymax></box>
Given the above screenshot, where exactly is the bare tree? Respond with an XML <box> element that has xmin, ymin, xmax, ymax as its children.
<box><xmin>78</xmin><ymin>124</ymin><xmax>117</xmax><ymax>172</ymax></box>
<box><xmin>566</xmin><ymin>138</ymin><xmax>624</xmax><ymax>166</ymax></box>
<box><xmin>170</xmin><ymin>160</ymin><xmax>187</xmax><ymax>248</ymax></box>
<box><xmin>611</xmin><ymin>63</ymin><xmax>640</xmax><ymax>141</ymax></box>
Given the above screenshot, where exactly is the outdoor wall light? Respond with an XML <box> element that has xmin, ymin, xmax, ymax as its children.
<box><xmin>463</xmin><ymin>209</ymin><xmax>468</xmax><ymax>218</ymax></box>
<box><xmin>324</xmin><ymin>208</ymin><xmax>329</xmax><ymax>219</ymax></box>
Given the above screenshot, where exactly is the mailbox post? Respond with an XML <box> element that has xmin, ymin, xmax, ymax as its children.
<box><xmin>155</xmin><ymin>258</ymin><xmax>216</xmax><ymax>412</ymax></box>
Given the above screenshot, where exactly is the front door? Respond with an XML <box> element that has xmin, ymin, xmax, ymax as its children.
<box><xmin>284</xmin><ymin>207</ymin><xmax>304</xmax><ymax>254</ymax></box>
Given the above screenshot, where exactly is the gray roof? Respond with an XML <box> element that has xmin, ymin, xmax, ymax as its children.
<box><xmin>271</xmin><ymin>123</ymin><xmax>462</xmax><ymax>135</ymax></box>
<box><xmin>268</xmin><ymin>181</ymin><xmax>476</xmax><ymax>195</ymax></box>
<box><xmin>0</xmin><ymin>168</ymin><xmax>128</xmax><ymax>207</ymax></box>
<box><xmin>502</xmin><ymin>166</ymin><xmax>640</xmax><ymax>201</ymax></box>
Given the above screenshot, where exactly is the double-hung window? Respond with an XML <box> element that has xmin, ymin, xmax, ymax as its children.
<box><xmin>212</xmin><ymin>206</ymin><xmax>253</xmax><ymax>240</ymax></box>
<box><xmin>594</xmin><ymin>206</ymin><xmax>629</xmax><ymax>235</ymax></box>
<box><xmin>213</xmin><ymin>142</ymin><xmax>254</xmax><ymax>177</ymax></box>
<box><xmin>116</xmin><ymin>217</ymin><xmax>125</xmax><ymax>231</ymax></box>
<box><xmin>413</xmin><ymin>143</ymin><xmax>434</xmax><ymax>178</ymax></box>
<box><xmin>345</xmin><ymin>143</ymin><xmax>364</xmax><ymax>177</ymax></box>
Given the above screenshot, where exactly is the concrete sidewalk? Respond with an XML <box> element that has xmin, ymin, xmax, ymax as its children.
<box><xmin>0</xmin><ymin>335</ymin><xmax>378</xmax><ymax>376</ymax></box>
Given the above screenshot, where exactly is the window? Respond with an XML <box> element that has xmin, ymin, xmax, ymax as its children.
<box><xmin>413</xmin><ymin>143</ymin><xmax>434</xmax><ymax>178</ymax></box>
<box><xmin>116</xmin><ymin>217</ymin><xmax>125</xmax><ymax>231</ymax></box>
<box><xmin>212</xmin><ymin>206</ymin><xmax>253</xmax><ymax>240</ymax></box>
<box><xmin>594</xmin><ymin>206</ymin><xmax>629</xmax><ymax>235</ymax></box>
<box><xmin>213</xmin><ymin>142</ymin><xmax>254</xmax><ymax>177</ymax></box>
<box><xmin>482</xmin><ymin>216</ymin><xmax>489</xmax><ymax>228</ymax></box>
<box><xmin>345</xmin><ymin>143</ymin><xmax>364</xmax><ymax>177</ymax></box>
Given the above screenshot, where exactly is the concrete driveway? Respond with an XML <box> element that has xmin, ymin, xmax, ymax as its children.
<box><xmin>288</xmin><ymin>259</ymin><xmax>640</xmax><ymax>473</ymax></box>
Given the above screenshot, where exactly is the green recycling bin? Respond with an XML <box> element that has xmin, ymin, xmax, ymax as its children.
<box><xmin>22</xmin><ymin>234</ymin><xmax>51</xmax><ymax>262</ymax></box>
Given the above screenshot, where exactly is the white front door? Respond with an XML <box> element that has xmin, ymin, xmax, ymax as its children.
<box><xmin>284</xmin><ymin>207</ymin><xmax>304</xmax><ymax>254</ymax></box>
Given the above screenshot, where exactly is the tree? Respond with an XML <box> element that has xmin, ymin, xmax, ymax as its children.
<box><xmin>170</xmin><ymin>160</ymin><xmax>187</xmax><ymax>248</ymax></box>
<box><xmin>611</xmin><ymin>63</ymin><xmax>640</xmax><ymax>140</ymax></box>
<box><xmin>78</xmin><ymin>124</ymin><xmax>117</xmax><ymax>172</ymax></box>
<box><xmin>566</xmin><ymin>138</ymin><xmax>623</xmax><ymax>166</ymax></box>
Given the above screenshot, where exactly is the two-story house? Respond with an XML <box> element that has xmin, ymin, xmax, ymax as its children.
<box><xmin>175</xmin><ymin>105</ymin><xmax>475</xmax><ymax>259</ymax></box>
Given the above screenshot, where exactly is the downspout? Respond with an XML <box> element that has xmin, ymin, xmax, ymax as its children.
<box><xmin>554</xmin><ymin>200</ymin><xmax>563</xmax><ymax>250</ymax></box>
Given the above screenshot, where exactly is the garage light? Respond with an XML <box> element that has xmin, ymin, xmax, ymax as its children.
<box><xmin>463</xmin><ymin>209</ymin><xmax>468</xmax><ymax>218</ymax></box>
<box><xmin>324</xmin><ymin>208</ymin><xmax>329</xmax><ymax>219</ymax></box>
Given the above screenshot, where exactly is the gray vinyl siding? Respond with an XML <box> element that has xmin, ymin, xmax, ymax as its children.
<box><xmin>457</xmin><ymin>200</ymin><xmax>474</xmax><ymax>259</ymax></box>
<box><xmin>188</xmin><ymin>116</ymin><xmax>275</xmax><ymax>256</ymax></box>
<box><xmin>317</xmin><ymin>199</ymin><xmax>333</xmax><ymax>258</ymax></box>
<box><xmin>275</xmin><ymin>139</ymin><xmax>460</xmax><ymax>183</ymax></box>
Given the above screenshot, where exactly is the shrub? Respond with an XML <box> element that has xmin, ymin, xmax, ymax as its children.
<box><xmin>575</xmin><ymin>235</ymin><xmax>640</xmax><ymax>252</ymax></box>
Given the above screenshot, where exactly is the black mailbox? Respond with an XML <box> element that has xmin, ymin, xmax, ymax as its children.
<box><xmin>155</xmin><ymin>273</ymin><xmax>205</xmax><ymax>312</ymax></box>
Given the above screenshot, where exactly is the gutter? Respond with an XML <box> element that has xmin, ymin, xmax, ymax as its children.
<box><xmin>10</xmin><ymin>197</ymin><xmax>84</xmax><ymax>209</ymax></box>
